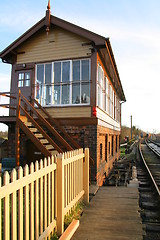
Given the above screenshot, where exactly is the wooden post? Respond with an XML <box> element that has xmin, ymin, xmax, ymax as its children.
<box><xmin>4</xmin><ymin>172</ymin><xmax>10</xmax><ymax>240</ymax></box>
<box><xmin>16</xmin><ymin>124</ymin><xmax>20</xmax><ymax>166</ymax></box>
<box><xmin>16</xmin><ymin>90</ymin><xmax>21</xmax><ymax>166</ymax></box>
<box><xmin>57</xmin><ymin>153</ymin><xmax>64</xmax><ymax>236</ymax></box>
<box><xmin>83</xmin><ymin>148</ymin><xmax>89</xmax><ymax>204</ymax></box>
<box><xmin>11</xmin><ymin>169</ymin><xmax>17</xmax><ymax>240</ymax></box>
<box><xmin>18</xmin><ymin>167</ymin><xmax>23</xmax><ymax>240</ymax></box>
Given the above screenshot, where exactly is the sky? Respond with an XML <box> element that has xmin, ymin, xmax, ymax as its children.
<box><xmin>0</xmin><ymin>0</ymin><xmax>160</xmax><ymax>133</ymax></box>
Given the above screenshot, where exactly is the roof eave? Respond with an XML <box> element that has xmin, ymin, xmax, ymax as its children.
<box><xmin>105</xmin><ymin>39</ymin><xmax>126</xmax><ymax>101</ymax></box>
<box><xmin>0</xmin><ymin>17</ymin><xmax>46</xmax><ymax>60</ymax></box>
<box><xmin>0</xmin><ymin>15</ymin><xmax>107</xmax><ymax>62</ymax></box>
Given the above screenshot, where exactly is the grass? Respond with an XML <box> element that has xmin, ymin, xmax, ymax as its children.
<box><xmin>64</xmin><ymin>202</ymin><xmax>85</xmax><ymax>230</ymax></box>
<box><xmin>50</xmin><ymin>201</ymin><xmax>85</xmax><ymax>239</ymax></box>
<box><xmin>50</xmin><ymin>232</ymin><xmax>59</xmax><ymax>240</ymax></box>
<box><xmin>120</xmin><ymin>147</ymin><xmax>126</xmax><ymax>156</ymax></box>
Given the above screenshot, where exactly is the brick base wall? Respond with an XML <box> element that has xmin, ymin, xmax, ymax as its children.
<box><xmin>6</xmin><ymin>122</ymin><xmax>121</xmax><ymax>186</ymax></box>
<box><xmin>96</xmin><ymin>125</ymin><xmax>120</xmax><ymax>186</ymax></box>
<box><xmin>63</xmin><ymin>125</ymin><xmax>97</xmax><ymax>182</ymax></box>
<box><xmin>63</xmin><ymin>124</ymin><xmax>120</xmax><ymax>186</ymax></box>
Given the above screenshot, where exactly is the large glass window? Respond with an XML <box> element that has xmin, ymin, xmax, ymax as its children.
<box><xmin>36</xmin><ymin>64</ymin><xmax>52</xmax><ymax>105</ymax></box>
<box><xmin>97</xmin><ymin>63</ymin><xmax>110</xmax><ymax>113</ymax></box>
<box><xmin>35</xmin><ymin>59</ymin><xmax>90</xmax><ymax>106</ymax></box>
<box><xmin>45</xmin><ymin>63</ymin><xmax>52</xmax><ymax>105</ymax></box>
<box><xmin>105</xmin><ymin>76</ymin><xmax>109</xmax><ymax>113</ymax></box>
<box><xmin>109</xmin><ymin>84</ymin><xmax>113</xmax><ymax>117</ymax></box>
<box><xmin>72</xmin><ymin>60</ymin><xmax>90</xmax><ymax>104</ymax></box>
<box><xmin>97</xmin><ymin>64</ymin><xmax>103</xmax><ymax>108</ymax></box>
<box><xmin>97</xmin><ymin>62</ymin><xmax>118</xmax><ymax>120</ymax></box>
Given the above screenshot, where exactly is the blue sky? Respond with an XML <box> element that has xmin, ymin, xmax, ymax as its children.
<box><xmin>0</xmin><ymin>0</ymin><xmax>160</xmax><ymax>133</ymax></box>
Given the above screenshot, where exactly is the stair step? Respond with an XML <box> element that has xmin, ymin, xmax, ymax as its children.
<box><xmin>29</xmin><ymin>127</ymin><xmax>39</xmax><ymax>133</ymax></box>
<box><xmin>35</xmin><ymin>133</ymin><xmax>43</xmax><ymax>138</ymax></box>
<box><xmin>20</xmin><ymin>116</ymin><xmax>28</xmax><ymax>122</ymax></box>
<box><xmin>45</xmin><ymin>145</ymin><xmax>54</xmax><ymax>150</ymax></box>
<box><xmin>24</xmin><ymin>122</ymin><xmax>33</xmax><ymax>127</ymax></box>
<box><xmin>40</xmin><ymin>139</ymin><xmax>49</xmax><ymax>144</ymax></box>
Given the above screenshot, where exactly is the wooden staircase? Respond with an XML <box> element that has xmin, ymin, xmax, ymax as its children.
<box><xmin>16</xmin><ymin>91</ymin><xmax>94</xmax><ymax>167</ymax></box>
<box><xmin>16</xmin><ymin>91</ymin><xmax>74</xmax><ymax>163</ymax></box>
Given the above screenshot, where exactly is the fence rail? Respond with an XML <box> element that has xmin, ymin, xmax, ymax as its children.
<box><xmin>0</xmin><ymin>148</ymin><xmax>89</xmax><ymax>239</ymax></box>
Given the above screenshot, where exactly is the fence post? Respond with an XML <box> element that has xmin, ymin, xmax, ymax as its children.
<box><xmin>83</xmin><ymin>148</ymin><xmax>89</xmax><ymax>204</ymax></box>
<box><xmin>57</xmin><ymin>153</ymin><xmax>64</xmax><ymax>236</ymax></box>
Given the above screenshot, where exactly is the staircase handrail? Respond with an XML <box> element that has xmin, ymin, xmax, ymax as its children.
<box><xmin>31</xmin><ymin>98</ymin><xmax>94</xmax><ymax>165</ymax></box>
<box><xmin>19</xmin><ymin>92</ymin><xmax>73</xmax><ymax>151</ymax></box>
<box><xmin>19</xmin><ymin>104</ymin><xmax>63</xmax><ymax>153</ymax></box>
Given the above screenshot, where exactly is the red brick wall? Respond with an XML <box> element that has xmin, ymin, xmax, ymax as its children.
<box><xmin>97</xmin><ymin>125</ymin><xmax>120</xmax><ymax>186</ymax></box>
<box><xmin>63</xmin><ymin>124</ymin><xmax>120</xmax><ymax>186</ymax></box>
<box><xmin>6</xmin><ymin>122</ymin><xmax>120</xmax><ymax>186</ymax></box>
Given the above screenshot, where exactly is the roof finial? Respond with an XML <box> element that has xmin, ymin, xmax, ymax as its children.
<box><xmin>45</xmin><ymin>0</ymin><xmax>51</xmax><ymax>37</ymax></box>
<box><xmin>47</xmin><ymin>0</ymin><xmax>51</xmax><ymax>10</ymax></box>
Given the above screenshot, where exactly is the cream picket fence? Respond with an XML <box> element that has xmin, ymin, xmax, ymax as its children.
<box><xmin>0</xmin><ymin>148</ymin><xmax>89</xmax><ymax>240</ymax></box>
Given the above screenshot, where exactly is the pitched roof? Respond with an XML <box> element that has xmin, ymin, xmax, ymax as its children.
<box><xmin>0</xmin><ymin>15</ymin><xmax>106</xmax><ymax>60</ymax></box>
<box><xmin>0</xmin><ymin>14</ymin><xmax>125</xmax><ymax>101</ymax></box>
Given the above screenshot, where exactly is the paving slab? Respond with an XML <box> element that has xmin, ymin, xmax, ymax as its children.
<box><xmin>72</xmin><ymin>186</ymin><xmax>144</xmax><ymax>240</ymax></box>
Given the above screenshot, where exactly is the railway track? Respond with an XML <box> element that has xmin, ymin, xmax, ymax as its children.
<box><xmin>137</xmin><ymin>139</ymin><xmax>160</xmax><ymax>240</ymax></box>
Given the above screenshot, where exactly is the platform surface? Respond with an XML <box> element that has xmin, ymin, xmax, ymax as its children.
<box><xmin>72</xmin><ymin>186</ymin><xmax>144</xmax><ymax>240</ymax></box>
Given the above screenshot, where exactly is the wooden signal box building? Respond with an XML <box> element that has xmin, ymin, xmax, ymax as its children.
<box><xmin>0</xmin><ymin>5</ymin><xmax>125</xmax><ymax>185</ymax></box>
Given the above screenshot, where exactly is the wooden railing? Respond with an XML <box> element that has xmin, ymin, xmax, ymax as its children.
<box><xmin>0</xmin><ymin>148</ymin><xmax>89</xmax><ymax>239</ymax></box>
<box><xmin>31</xmin><ymin>98</ymin><xmax>94</xmax><ymax>166</ymax></box>
<box><xmin>0</xmin><ymin>92</ymin><xmax>16</xmax><ymax>110</ymax></box>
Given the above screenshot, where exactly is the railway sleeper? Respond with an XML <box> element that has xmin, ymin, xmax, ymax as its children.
<box><xmin>145</xmin><ymin>223</ymin><xmax>160</xmax><ymax>233</ymax></box>
<box><xmin>140</xmin><ymin>201</ymin><xmax>160</xmax><ymax>211</ymax></box>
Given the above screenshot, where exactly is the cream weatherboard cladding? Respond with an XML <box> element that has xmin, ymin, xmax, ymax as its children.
<box><xmin>36</xmin><ymin>106</ymin><xmax>92</xmax><ymax>118</ymax></box>
<box><xmin>17</xmin><ymin>27</ymin><xmax>92</xmax><ymax>64</ymax></box>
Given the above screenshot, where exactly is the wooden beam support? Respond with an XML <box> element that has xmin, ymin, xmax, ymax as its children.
<box><xmin>16</xmin><ymin>90</ymin><xmax>21</xmax><ymax>167</ymax></box>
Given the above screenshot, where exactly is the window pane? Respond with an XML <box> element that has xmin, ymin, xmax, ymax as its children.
<box><xmin>24</xmin><ymin>73</ymin><xmax>30</xmax><ymax>87</ymax></box>
<box><xmin>54</xmin><ymin>62</ymin><xmax>61</xmax><ymax>83</ymax></box>
<box><xmin>98</xmin><ymin>86</ymin><xmax>101</xmax><ymax>106</ymax></box>
<box><xmin>25</xmin><ymin>73</ymin><xmax>30</xmax><ymax>80</ymax></box>
<box><xmin>62</xmin><ymin>85</ymin><xmax>70</xmax><ymax>104</ymax></box>
<box><xmin>105</xmin><ymin>94</ymin><xmax>108</xmax><ymax>113</ymax></box>
<box><xmin>35</xmin><ymin>82</ymin><xmax>42</xmax><ymax>102</ymax></box>
<box><xmin>103</xmin><ymin>92</ymin><xmax>106</xmax><ymax>110</ymax></box>
<box><xmin>37</xmin><ymin>65</ymin><xmax>44</xmax><ymax>84</ymax></box>
<box><xmin>45</xmin><ymin>86</ymin><xmax>52</xmax><ymax>105</ymax></box>
<box><xmin>106</xmin><ymin>77</ymin><xmax>108</xmax><ymax>95</ymax></box>
<box><xmin>24</xmin><ymin>80</ymin><xmax>30</xmax><ymax>87</ymax></box>
<box><xmin>98</xmin><ymin>65</ymin><xmax>103</xmax><ymax>86</ymax></box>
<box><xmin>98</xmin><ymin>65</ymin><xmax>101</xmax><ymax>85</ymax></box>
<box><xmin>72</xmin><ymin>83</ymin><xmax>80</xmax><ymax>104</ymax></box>
<box><xmin>18</xmin><ymin>80</ymin><xmax>23</xmax><ymax>87</ymax></box>
<box><xmin>82</xmin><ymin>60</ymin><xmax>89</xmax><ymax>80</ymax></box>
<box><xmin>18</xmin><ymin>73</ymin><xmax>24</xmax><ymax>80</ymax></box>
<box><xmin>81</xmin><ymin>83</ymin><xmax>90</xmax><ymax>103</ymax></box>
<box><xmin>54</xmin><ymin>86</ymin><xmax>60</xmax><ymax>104</ymax></box>
<box><xmin>45</xmin><ymin>64</ymin><xmax>52</xmax><ymax>84</ymax></box>
<box><xmin>62</xmin><ymin>61</ymin><xmax>70</xmax><ymax>82</ymax></box>
<box><xmin>73</xmin><ymin>61</ymin><xmax>80</xmax><ymax>81</ymax></box>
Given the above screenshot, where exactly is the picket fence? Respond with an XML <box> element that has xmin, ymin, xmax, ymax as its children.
<box><xmin>0</xmin><ymin>148</ymin><xmax>89</xmax><ymax>240</ymax></box>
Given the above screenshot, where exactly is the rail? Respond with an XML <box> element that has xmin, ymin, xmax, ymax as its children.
<box><xmin>0</xmin><ymin>148</ymin><xmax>89</xmax><ymax>239</ymax></box>
<box><xmin>146</xmin><ymin>139</ymin><xmax>160</xmax><ymax>157</ymax></box>
<box><xmin>0</xmin><ymin>92</ymin><xmax>16</xmax><ymax>110</ymax></box>
<box><xmin>138</xmin><ymin>141</ymin><xmax>160</xmax><ymax>197</ymax></box>
<box><xmin>31</xmin><ymin>98</ymin><xmax>94</xmax><ymax>166</ymax></box>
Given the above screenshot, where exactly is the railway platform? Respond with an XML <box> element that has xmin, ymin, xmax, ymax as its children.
<box><xmin>72</xmin><ymin>183</ymin><xmax>144</xmax><ymax>240</ymax></box>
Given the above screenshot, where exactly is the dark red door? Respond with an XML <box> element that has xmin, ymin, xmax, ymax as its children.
<box><xmin>17</xmin><ymin>70</ymin><xmax>32</xmax><ymax>100</ymax></box>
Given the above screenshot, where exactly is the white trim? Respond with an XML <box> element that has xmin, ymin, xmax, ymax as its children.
<box><xmin>35</xmin><ymin>58</ymin><xmax>91</xmax><ymax>107</ymax></box>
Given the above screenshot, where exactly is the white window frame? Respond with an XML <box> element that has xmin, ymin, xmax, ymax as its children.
<box><xmin>35</xmin><ymin>58</ymin><xmax>90</xmax><ymax>107</ymax></box>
